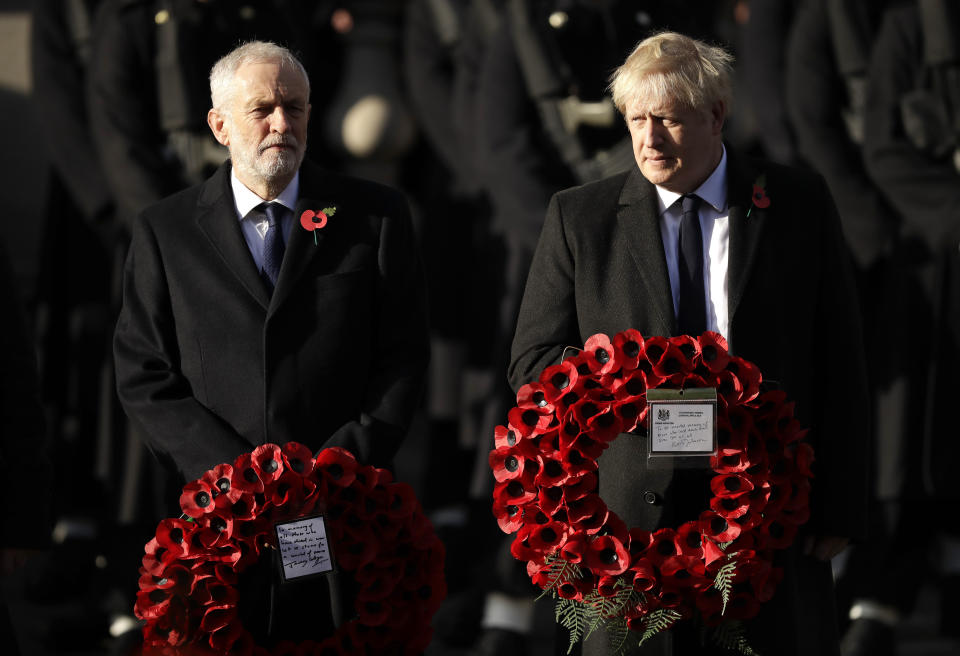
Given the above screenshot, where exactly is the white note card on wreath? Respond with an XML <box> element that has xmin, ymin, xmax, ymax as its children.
<box><xmin>274</xmin><ymin>515</ymin><xmax>334</xmax><ymax>580</ymax></box>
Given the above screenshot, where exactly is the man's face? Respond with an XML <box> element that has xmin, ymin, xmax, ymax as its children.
<box><xmin>212</xmin><ymin>60</ymin><xmax>310</xmax><ymax>192</ymax></box>
<box><xmin>625</xmin><ymin>94</ymin><xmax>724</xmax><ymax>193</ymax></box>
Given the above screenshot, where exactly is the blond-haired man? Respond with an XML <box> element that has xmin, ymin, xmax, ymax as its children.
<box><xmin>509</xmin><ymin>32</ymin><xmax>867</xmax><ymax>655</ymax></box>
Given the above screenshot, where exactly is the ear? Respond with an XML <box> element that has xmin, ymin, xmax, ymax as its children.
<box><xmin>709</xmin><ymin>100</ymin><xmax>726</xmax><ymax>135</ymax></box>
<box><xmin>208</xmin><ymin>108</ymin><xmax>230</xmax><ymax>146</ymax></box>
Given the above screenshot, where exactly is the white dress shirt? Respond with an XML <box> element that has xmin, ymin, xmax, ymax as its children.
<box><xmin>230</xmin><ymin>169</ymin><xmax>299</xmax><ymax>274</ymax></box>
<box><xmin>655</xmin><ymin>146</ymin><xmax>730</xmax><ymax>339</ymax></box>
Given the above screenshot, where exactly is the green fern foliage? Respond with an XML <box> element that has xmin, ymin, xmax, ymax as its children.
<box><xmin>713</xmin><ymin>559</ymin><xmax>738</xmax><ymax>616</ymax></box>
<box><xmin>712</xmin><ymin>620</ymin><xmax>761</xmax><ymax>655</ymax></box>
<box><xmin>638</xmin><ymin>608</ymin><xmax>681</xmax><ymax>646</ymax></box>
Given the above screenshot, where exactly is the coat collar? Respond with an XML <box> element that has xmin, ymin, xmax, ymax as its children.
<box><xmin>195</xmin><ymin>159</ymin><xmax>336</xmax><ymax>312</ymax></box>
<box><xmin>615</xmin><ymin>145</ymin><xmax>767</xmax><ymax>338</ymax></box>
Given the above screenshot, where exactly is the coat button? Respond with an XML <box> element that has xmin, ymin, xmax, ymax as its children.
<box><xmin>642</xmin><ymin>491</ymin><xmax>659</xmax><ymax>505</ymax></box>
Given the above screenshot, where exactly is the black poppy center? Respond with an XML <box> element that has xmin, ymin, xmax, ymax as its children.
<box><xmin>540</xmin><ymin>527</ymin><xmax>558</xmax><ymax>543</ymax></box>
<box><xmin>506</xmin><ymin>481</ymin><xmax>525</xmax><ymax>498</ymax></box>
<box><xmin>552</xmin><ymin>372</ymin><xmax>570</xmax><ymax>390</ymax></box>
<box><xmin>723</xmin><ymin>477</ymin><xmax>741</xmax><ymax>492</ymax></box>
<box><xmin>262</xmin><ymin>459</ymin><xmax>278</xmax><ymax>473</ymax></box>
<box><xmin>711</xmin><ymin>517</ymin><xmax>729</xmax><ymax>534</ymax></box>
<box><xmin>243</xmin><ymin>467</ymin><xmax>259</xmax><ymax>483</ymax></box>
<box><xmin>623</xmin><ymin>341</ymin><xmax>640</xmax><ymax>357</ymax></box>
<box><xmin>216</xmin><ymin>478</ymin><xmax>230</xmax><ymax>494</ymax></box>
<box><xmin>169</xmin><ymin>528</ymin><xmax>184</xmax><ymax>543</ymax></box>
<box><xmin>290</xmin><ymin>458</ymin><xmax>304</xmax><ymax>473</ymax></box>
<box><xmin>595</xmin><ymin>348</ymin><xmax>610</xmax><ymax>364</ymax></box>
<box><xmin>545</xmin><ymin>460</ymin><xmax>564</xmax><ymax>478</ymax></box>
<box><xmin>327</xmin><ymin>463</ymin><xmax>344</xmax><ymax>480</ymax></box>
<box><xmin>657</xmin><ymin>540</ymin><xmax>675</xmax><ymax>556</ymax></box>
<box><xmin>505</xmin><ymin>456</ymin><xmax>519</xmax><ymax>472</ymax></box>
<box><xmin>600</xmin><ymin>548</ymin><xmax>618</xmax><ymax>564</ymax></box>
<box><xmin>195</xmin><ymin>491</ymin><xmax>211</xmax><ymax>508</ymax></box>
<box><xmin>703</xmin><ymin>345</ymin><xmax>717</xmax><ymax>362</ymax></box>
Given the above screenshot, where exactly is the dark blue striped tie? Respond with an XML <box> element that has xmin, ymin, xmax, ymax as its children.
<box><xmin>677</xmin><ymin>194</ymin><xmax>706</xmax><ymax>336</ymax></box>
<box><xmin>261</xmin><ymin>202</ymin><xmax>286</xmax><ymax>291</ymax></box>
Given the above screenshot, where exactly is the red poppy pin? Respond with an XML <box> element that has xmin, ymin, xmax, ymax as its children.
<box><xmin>300</xmin><ymin>205</ymin><xmax>338</xmax><ymax>244</ymax></box>
<box><xmin>747</xmin><ymin>175</ymin><xmax>770</xmax><ymax>217</ymax></box>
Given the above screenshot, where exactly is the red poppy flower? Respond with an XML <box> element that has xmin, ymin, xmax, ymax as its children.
<box><xmin>676</xmin><ymin>522</ymin><xmax>705</xmax><ymax>558</ymax></box>
<box><xmin>751</xmin><ymin>184</ymin><xmax>770</xmax><ymax>209</ymax></box>
<box><xmin>647</xmin><ymin>528</ymin><xmax>683</xmax><ymax>565</ymax></box>
<box><xmin>508</xmin><ymin>405</ymin><xmax>553</xmax><ymax>438</ymax></box>
<box><xmin>710</xmin><ymin>492</ymin><xmax>751</xmax><ymax>520</ymax></box>
<box><xmin>648</xmin><ymin>339</ymin><xmax>692</xmax><ymax>379</ymax></box>
<box><xmin>596</xmin><ymin>575</ymin><xmax>621</xmax><ymax>598</ymax></box>
<box><xmin>559</xmin><ymin>440</ymin><xmax>599</xmax><ymax>478</ymax></box>
<box><xmin>584</xmin><ymin>333</ymin><xmax>620</xmax><ymax>375</ymax></box>
<box><xmin>315</xmin><ymin>447</ymin><xmax>358</xmax><ymax>488</ymax></box>
<box><xmin>155</xmin><ymin>518</ymin><xmax>196</xmax><ymax>557</ymax></box>
<box><xmin>585</xmin><ymin>535</ymin><xmax>630</xmax><ymax>575</ymax></box>
<box><xmin>300</xmin><ymin>208</ymin><xmax>329</xmax><ymax>231</ymax></box>
<box><xmin>516</xmin><ymin>381</ymin><xmax>555</xmax><ymax>414</ymax></box>
<box><xmin>566</xmin><ymin>493</ymin><xmax>608</xmax><ymax>533</ymax></box>
<box><xmin>726</xmin><ymin>356</ymin><xmax>761</xmax><ymax>402</ymax></box>
<box><xmin>725</xmin><ymin>590</ymin><xmax>762</xmax><ymax>620</ymax></box>
<box><xmin>538</xmin><ymin>361</ymin><xmax>581</xmax><ymax>405</ymax></box>
<box><xmin>280</xmin><ymin>441</ymin><xmax>316</xmax><ymax>479</ymax></box>
<box><xmin>230</xmin><ymin>452</ymin><xmax>265</xmax><ymax>495</ymax></box>
<box><xmin>489</xmin><ymin>437</ymin><xmax>540</xmax><ymax>483</ymax></box>
<box><xmin>180</xmin><ymin>480</ymin><xmax>217</xmax><ymax>519</ymax></box>
<box><xmin>710</xmin><ymin>473</ymin><xmax>754</xmax><ymax>499</ymax></box>
<box><xmin>612</xmin><ymin>329</ymin><xmax>646</xmax><ymax>371</ymax></box>
<box><xmin>630</xmin><ymin>558</ymin><xmax>657</xmax><ymax>592</ymax></box>
<box><xmin>528</xmin><ymin>521</ymin><xmax>570</xmax><ymax>552</ymax></box>
<box><xmin>493</xmin><ymin>470</ymin><xmax>538</xmax><ymax>507</ymax></box>
<box><xmin>199</xmin><ymin>464</ymin><xmax>243</xmax><ymax>511</ymax></box>
<box><xmin>696</xmin><ymin>331</ymin><xmax>731</xmax><ymax>373</ymax></box>
<box><xmin>559</xmin><ymin>531</ymin><xmax>588</xmax><ymax>563</ymax></box>
<box><xmin>536</xmin><ymin>456</ymin><xmax>571</xmax><ymax>488</ymax></box>
<box><xmin>660</xmin><ymin>554</ymin><xmax>707</xmax><ymax>588</ymax></box>
<box><xmin>699</xmin><ymin>510</ymin><xmax>742</xmax><ymax>543</ymax></box>
<box><xmin>584</xmin><ymin>406</ymin><xmax>623</xmax><ymax>444</ymax></box>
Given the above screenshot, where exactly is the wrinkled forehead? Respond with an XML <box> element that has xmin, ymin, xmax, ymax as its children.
<box><xmin>233</xmin><ymin>60</ymin><xmax>309</xmax><ymax>100</ymax></box>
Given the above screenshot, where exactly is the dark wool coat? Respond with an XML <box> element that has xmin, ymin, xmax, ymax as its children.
<box><xmin>509</xmin><ymin>148</ymin><xmax>869</xmax><ymax>656</ymax></box>
<box><xmin>115</xmin><ymin>159</ymin><xmax>429</xmax><ymax>485</ymax></box>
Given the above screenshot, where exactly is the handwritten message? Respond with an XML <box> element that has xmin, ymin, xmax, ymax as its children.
<box><xmin>650</xmin><ymin>403</ymin><xmax>715</xmax><ymax>453</ymax></box>
<box><xmin>275</xmin><ymin>516</ymin><xmax>334</xmax><ymax>580</ymax></box>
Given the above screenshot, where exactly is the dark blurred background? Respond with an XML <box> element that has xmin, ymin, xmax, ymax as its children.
<box><xmin>2</xmin><ymin>1</ymin><xmax>960</xmax><ymax>655</ymax></box>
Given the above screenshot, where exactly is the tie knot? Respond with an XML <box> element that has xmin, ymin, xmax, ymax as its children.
<box><xmin>681</xmin><ymin>194</ymin><xmax>701</xmax><ymax>216</ymax></box>
<box><xmin>260</xmin><ymin>202</ymin><xmax>284</xmax><ymax>227</ymax></box>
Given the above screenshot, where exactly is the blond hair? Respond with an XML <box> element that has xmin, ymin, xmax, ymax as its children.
<box><xmin>209</xmin><ymin>41</ymin><xmax>310</xmax><ymax>111</ymax></box>
<box><xmin>609</xmin><ymin>32</ymin><xmax>734</xmax><ymax>115</ymax></box>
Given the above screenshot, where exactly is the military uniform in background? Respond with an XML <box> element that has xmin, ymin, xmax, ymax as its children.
<box><xmin>862</xmin><ymin>0</ymin><xmax>960</xmax><ymax>646</ymax></box>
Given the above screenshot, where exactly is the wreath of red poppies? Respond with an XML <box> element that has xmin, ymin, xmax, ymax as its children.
<box><xmin>490</xmin><ymin>331</ymin><xmax>814</xmax><ymax>642</ymax></box>
<box><xmin>136</xmin><ymin>444</ymin><xmax>445</xmax><ymax>655</ymax></box>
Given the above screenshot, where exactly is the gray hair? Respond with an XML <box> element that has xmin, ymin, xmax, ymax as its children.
<box><xmin>609</xmin><ymin>32</ymin><xmax>734</xmax><ymax>116</ymax></box>
<box><xmin>209</xmin><ymin>41</ymin><xmax>310</xmax><ymax>111</ymax></box>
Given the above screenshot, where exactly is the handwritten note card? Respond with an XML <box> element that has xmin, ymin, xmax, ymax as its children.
<box><xmin>274</xmin><ymin>515</ymin><xmax>334</xmax><ymax>580</ymax></box>
<box><xmin>649</xmin><ymin>402</ymin><xmax>716</xmax><ymax>454</ymax></box>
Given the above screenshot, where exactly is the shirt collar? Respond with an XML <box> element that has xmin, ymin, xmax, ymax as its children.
<box><xmin>230</xmin><ymin>167</ymin><xmax>300</xmax><ymax>220</ymax></box>
<box><xmin>654</xmin><ymin>144</ymin><xmax>728</xmax><ymax>216</ymax></box>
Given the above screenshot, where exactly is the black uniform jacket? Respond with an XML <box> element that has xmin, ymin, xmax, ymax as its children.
<box><xmin>115</xmin><ymin>159</ymin><xmax>429</xmax><ymax>484</ymax></box>
<box><xmin>508</xmin><ymin>147</ymin><xmax>869</xmax><ymax>655</ymax></box>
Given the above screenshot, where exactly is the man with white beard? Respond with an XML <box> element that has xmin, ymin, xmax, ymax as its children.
<box><xmin>114</xmin><ymin>39</ymin><xmax>428</xmax><ymax>505</ymax></box>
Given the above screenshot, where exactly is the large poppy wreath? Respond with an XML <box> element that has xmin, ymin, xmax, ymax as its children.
<box><xmin>136</xmin><ymin>444</ymin><xmax>446</xmax><ymax>655</ymax></box>
<box><xmin>490</xmin><ymin>331</ymin><xmax>814</xmax><ymax>654</ymax></box>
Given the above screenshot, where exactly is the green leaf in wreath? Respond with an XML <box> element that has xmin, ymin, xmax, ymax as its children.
<box><xmin>638</xmin><ymin>608</ymin><xmax>681</xmax><ymax>646</ymax></box>
<box><xmin>711</xmin><ymin>620</ymin><xmax>761</xmax><ymax>655</ymax></box>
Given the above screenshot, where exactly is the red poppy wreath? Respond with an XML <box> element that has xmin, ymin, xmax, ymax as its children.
<box><xmin>490</xmin><ymin>331</ymin><xmax>814</xmax><ymax>655</ymax></box>
<box><xmin>136</xmin><ymin>444</ymin><xmax>446</xmax><ymax>655</ymax></box>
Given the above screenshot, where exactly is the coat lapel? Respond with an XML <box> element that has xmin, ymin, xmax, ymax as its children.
<box><xmin>196</xmin><ymin>163</ymin><xmax>271</xmax><ymax>310</ymax></box>
<box><xmin>616</xmin><ymin>168</ymin><xmax>676</xmax><ymax>334</ymax></box>
<box><xmin>269</xmin><ymin>162</ymin><xmax>333</xmax><ymax>313</ymax></box>
<box><xmin>725</xmin><ymin>148</ymin><xmax>766</xmax><ymax>333</ymax></box>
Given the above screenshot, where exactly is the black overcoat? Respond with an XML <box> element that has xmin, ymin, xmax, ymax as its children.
<box><xmin>508</xmin><ymin>149</ymin><xmax>869</xmax><ymax>655</ymax></box>
<box><xmin>114</xmin><ymin>159</ymin><xmax>429</xmax><ymax>484</ymax></box>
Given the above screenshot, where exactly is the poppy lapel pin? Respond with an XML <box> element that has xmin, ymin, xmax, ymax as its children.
<box><xmin>747</xmin><ymin>175</ymin><xmax>770</xmax><ymax>218</ymax></box>
<box><xmin>300</xmin><ymin>205</ymin><xmax>338</xmax><ymax>245</ymax></box>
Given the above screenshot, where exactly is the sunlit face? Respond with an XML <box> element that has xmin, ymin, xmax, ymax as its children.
<box><xmin>625</xmin><ymin>95</ymin><xmax>725</xmax><ymax>193</ymax></box>
<box><xmin>209</xmin><ymin>60</ymin><xmax>310</xmax><ymax>195</ymax></box>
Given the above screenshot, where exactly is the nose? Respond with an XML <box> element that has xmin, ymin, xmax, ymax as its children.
<box><xmin>269</xmin><ymin>106</ymin><xmax>290</xmax><ymax>133</ymax></box>
<box><xmin>640</xmin><ymin>119</ymin><xmax>662</xmax><ymax>148</ymax></box>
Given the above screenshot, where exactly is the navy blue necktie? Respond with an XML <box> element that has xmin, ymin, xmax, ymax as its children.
<box><xmin>677</xmin><ymin>194</ymin><xmax>706</xmax><ymax>336</ymax></box>
<box><xmin>261</xmin><ymin>202</ymin><xmax>286</xmax><ymax>291</ymax></box>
